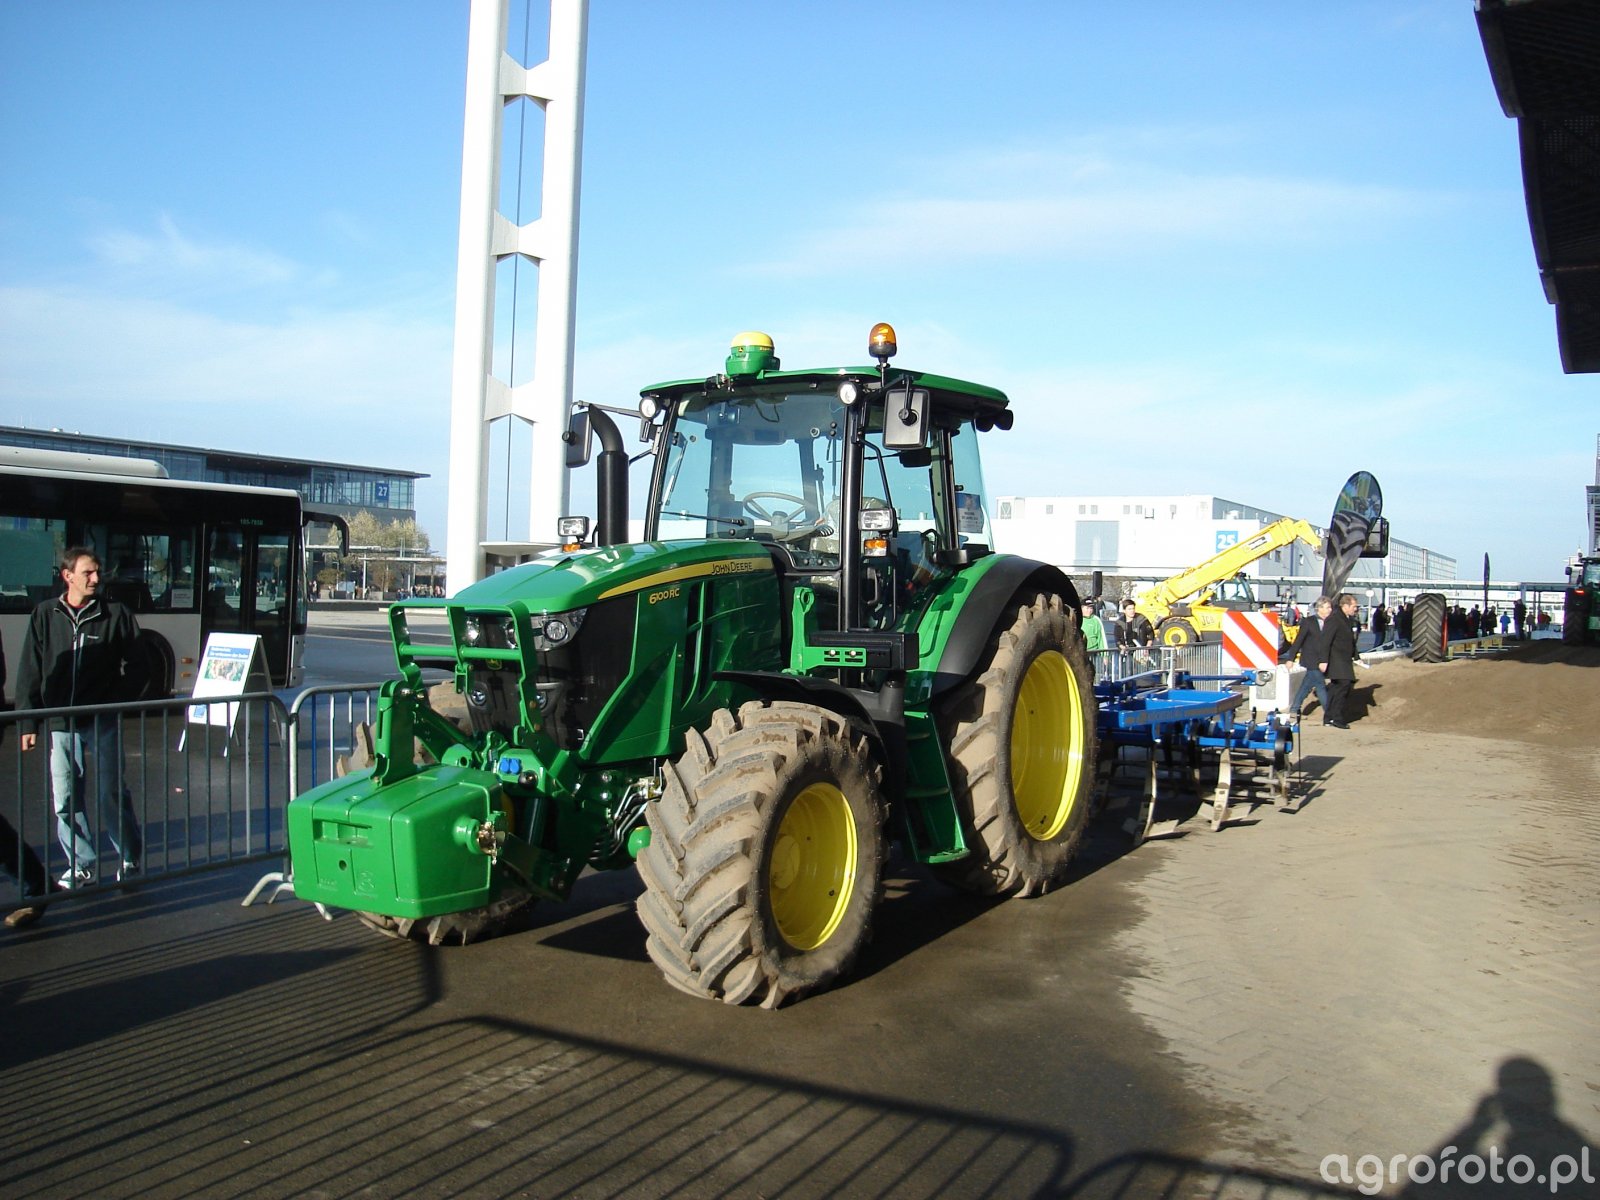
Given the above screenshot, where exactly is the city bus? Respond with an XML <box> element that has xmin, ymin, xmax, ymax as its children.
<box><xmin>1</xmin><ymin>448</ymin><xmax>347</xmax><ymax>700</ymax></box>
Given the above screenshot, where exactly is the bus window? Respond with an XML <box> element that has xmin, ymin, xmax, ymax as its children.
<box><xmin>0</xmin><ymin>516</ymin><xmax>66</xmax><ymax>612</ymax></box>
<box><xmin>86</xmin><ymin>526</ymin><xmax>199</xmax><ymax>614</ymax></box>
<box><xmin>207</xmin><ymin>527</ymin><xmax>246</xmax><ymax>633</ymax></box>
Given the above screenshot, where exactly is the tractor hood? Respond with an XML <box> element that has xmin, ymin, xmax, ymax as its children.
<box><xmin>449</xmin><ymin>539</ymin><xmax>776</xmax><ymax>615</ymax></box>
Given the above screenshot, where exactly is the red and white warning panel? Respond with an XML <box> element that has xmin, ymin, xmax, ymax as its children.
<box><xmin>1222</xmin><ymin>610</ymin><xmax>1281</xmax><ymax>672</ymax></box>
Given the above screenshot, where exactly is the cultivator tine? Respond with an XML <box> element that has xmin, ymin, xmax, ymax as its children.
<box><xmin>1209</xmin><ymin>746</ymin><xmax>1235</xmax><ymax>831</ymax></box>
<box><xmin>1275</xmin><ymin>747</ymin><xmax>1297</xmax><ymax>812</ymax></box>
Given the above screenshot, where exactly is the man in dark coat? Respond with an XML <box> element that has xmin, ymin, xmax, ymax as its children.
<box><xmin>1116</xmin><ymin>599</ymin><xmax>1154</xmax><ymax>649</ymax></box>
<box><xmin>1282</xmin><ymin>595</ymin><xmax>1337</xmax><ymax>717</ymax></box>
<box><xmin>1323</xmin><ymin>593</ymin><xmax>1365</xmax><ymax>728</ymax></box>
<box><xmin>15</xmin><ymin>547</ymin><xmax>145</xmax><ymax>887</ymax></box>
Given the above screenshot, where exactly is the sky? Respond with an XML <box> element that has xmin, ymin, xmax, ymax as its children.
<box><xmin>1</xmin><ymin>1</ymin><xmax>1593</xmax><ymax>581</ymax></box>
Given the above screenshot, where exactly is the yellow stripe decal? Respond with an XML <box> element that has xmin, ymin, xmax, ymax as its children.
<box><xmin>596</xmin><ymin>556</ymin><xmax>773</xmax><ymax>600</ymax></box>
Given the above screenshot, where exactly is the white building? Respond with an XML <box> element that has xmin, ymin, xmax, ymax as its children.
<box><xmin>991</xmin><ymin>493</ymin><xmax>1457</xmax><ymax>604</ymax></box>
<box><xmin>1586</xmin><ymin>434</ymin><xmax>1599</xmax><ymax>557</ymax></box>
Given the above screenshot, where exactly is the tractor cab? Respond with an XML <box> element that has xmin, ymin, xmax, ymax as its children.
<box><xmin>637</xmin><ymin>326</ymin><xmax>1008</xmax><ymax>640</ymax></box>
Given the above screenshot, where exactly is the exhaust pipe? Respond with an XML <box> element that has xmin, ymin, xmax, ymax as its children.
<box><xmin>589</xmin><ymin>407</ymin><xmax>628</xmax><ymax>547</ymax></box>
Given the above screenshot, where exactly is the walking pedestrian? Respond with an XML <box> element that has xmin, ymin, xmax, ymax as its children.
<box><xmin>14</xmin><ymin>547</ymin><xmax>146</xmax><ymax>888</ymax></box>
<box><xmin>1324</xmin><ymin>593</ymin><xmax>1365</xmax><ymax>728</ymax></box>
<box><xmin>1282</xmin><ymin>596</ymin><xmax>1337</xmax><ymax>718</ymax></box>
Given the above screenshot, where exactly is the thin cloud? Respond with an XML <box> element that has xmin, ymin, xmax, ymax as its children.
<box><xmin>0</xmin><ymin>283</ymin><xmax>450</xmax><ymax>461</ymax></box>
<box><xmin>747</xmin><ymin>151</ymin><xmax>1438</xmax><ymax>277</ymax></box>
<box><xmin>85</xmin><ymin>214</ymin><xmax>313</xmax><ymax>289</ymax></box>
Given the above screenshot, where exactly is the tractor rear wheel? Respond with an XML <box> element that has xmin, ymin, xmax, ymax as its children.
<box><xmin>636</xmin><ymin>701</ymin><xmax>885</xmax><ymax>1008</ymax></box>
<box><xmin>934</xmin><ymin>593</ymin><xmax>1097</xmax><ymax>897</ymax></box>
<box><xmin>1411</xmin><ymin>592</ymin><xmax>1447</xmax><ymax>663</ymax></box>
<box><xmin>1156</xmin><ymin>618</ymin><xmax>1196</xmax><ymax>647</ymax></box>
<box><xmin>354</xmin><ymin>887</ymin><xmax>533</xmax><ymax>947</ymax></box>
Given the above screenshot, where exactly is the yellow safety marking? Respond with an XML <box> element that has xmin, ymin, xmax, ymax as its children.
<box><xmin>596</xmin><ymin>556</ymin><xmax>772</xmax><ymax>600</ymax></box>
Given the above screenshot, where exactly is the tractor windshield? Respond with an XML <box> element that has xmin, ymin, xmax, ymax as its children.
<box><xmin>656</xmin><ymin>390</ymin><xmax>848</xmax><ymax>569</ymax></box>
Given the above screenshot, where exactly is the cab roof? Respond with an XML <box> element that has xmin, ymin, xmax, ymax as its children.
<box><xmin>640</xmin><ymin>364</ymin><xmax>1012</xmax><ymax>426</ymax></box>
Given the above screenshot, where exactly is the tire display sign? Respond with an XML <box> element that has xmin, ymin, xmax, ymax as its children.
<box><xmin>1322</xmin><ymin>471</ymin><xmax>1383</xmax><ymax>598</ymax></box>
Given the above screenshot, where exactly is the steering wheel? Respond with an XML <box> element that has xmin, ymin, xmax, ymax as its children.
<box><xmin>742</xmin><ymin>491</ymin><xmax>825</xmax><ymax>542</ymax></box>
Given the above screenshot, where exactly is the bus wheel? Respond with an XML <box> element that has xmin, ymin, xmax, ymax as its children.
<box><xmin>133</xmin><ymin>631</ymin><xmax>175</xmax><ymax>700</ymax></box>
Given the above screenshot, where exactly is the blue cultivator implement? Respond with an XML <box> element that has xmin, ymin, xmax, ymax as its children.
<box><xmin>1094</xmin><ymin>670</ymin><xmax>1298</xmax><ymax>844</ymax></box>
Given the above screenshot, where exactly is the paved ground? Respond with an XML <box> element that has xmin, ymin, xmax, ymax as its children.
<box><xmin>1</xmin><ymin>646</ymin><xmax>1595</xmax><ymax>1199</ymax></box>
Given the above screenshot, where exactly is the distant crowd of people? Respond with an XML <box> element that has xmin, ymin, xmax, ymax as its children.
<box><xmin>309</xmin><ymin>582</ymin><xmax>447</xmax><ymax>602</ymax></box>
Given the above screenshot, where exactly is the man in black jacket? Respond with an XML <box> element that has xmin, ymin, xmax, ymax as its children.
<box><xmin>1282</xmin><ymin>595</ymin><xmax>1336</xmax><ymax>718</ymax></box>
<box><xmin>1323</xmin><ymin>593</ymin><xmax>1365</xmax><ymax>729</ymax></box>
<box><xmin>15</xmin><ymin>547</ymin><xmax>145</xmax><ymax>887</ymax></box>
<box><xmin>1117</xmin><ymin>599</ymin><xmax>1155</xmax><ymax>649</ymax></box>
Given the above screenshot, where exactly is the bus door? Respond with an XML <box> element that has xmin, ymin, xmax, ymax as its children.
<box><xmin>252</xmin><ymin>529</ymin><xmax>296</xmax><ymax>683</ymax></box>
<box><xmin>206</xmin><ymin>523</ymin><xmax>296</xmax><ymax>685</ymax></box>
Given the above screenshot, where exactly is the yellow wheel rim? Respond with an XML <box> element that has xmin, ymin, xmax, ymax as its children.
<box><xmin>1010</xmin><ymin>650</ymin><xmax>1086</xmax><ymax>841</ymax></box>
<box><xmin>768</xmin><ymin>782</ymin><xmax>857</xmax><ymax>951</ymax></box>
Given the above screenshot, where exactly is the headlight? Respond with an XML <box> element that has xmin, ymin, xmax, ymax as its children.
<box><xmin>462</xmin><ymin>612</ymin><xmax>517</xmax><ymax>650</ymax></box>
<box><xmin>530</xmin><ymin>607</ymin><xmax>588</xmax><ymax>652</ymax></box>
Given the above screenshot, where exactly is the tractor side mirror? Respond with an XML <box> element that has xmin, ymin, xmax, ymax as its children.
<box><xmin>564</xmin><ymin>410</ymin><xmax>594</xmax><ymax>468</ymax></box>
<box><xmin>882</xmin><ymin>385</ymin><xmax>930</xmax><ymax>450</ymax></box>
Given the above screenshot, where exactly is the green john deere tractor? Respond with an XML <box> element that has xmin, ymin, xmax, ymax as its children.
<box><xmin>287</xmin><ymin>323</ymin><xmax>1097</xmax><ymax>1007</ymax></box>
<box><xmin>1563</xmin><ymin>555</ymin><xmax>1600</xmax><ymax>646</ymax></box>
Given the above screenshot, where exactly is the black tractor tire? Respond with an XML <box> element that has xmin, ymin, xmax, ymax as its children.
<box><xmin>635</xmin><ymin>701</ymin><xmax>886</xmax><ymax>1008</ymax></box>
<box><xmin>354</xmin><ymin>887</ymin><xmax>533</xmax><ymax>947</ymax></box>
<box><xmin>1411</xmin><ymin>592</ymin><xmax>1447</xmax><ymax>663</ymax></box>
<box><xmin>933</xmin><ymin>593</ymin><xmax>1098</xmax><ymax>897</ymax></box>
<box><xmin>1156</xmin><ymin>618</ymin><xmax>1196</xmax><ymax>647</ymax></box>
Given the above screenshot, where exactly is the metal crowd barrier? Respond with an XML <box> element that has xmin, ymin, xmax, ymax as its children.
<box><xmin>1090</xmin><ymin>641</ymin><xmax>1222</xmax><ymax>683</ymax></box>
<box><xmin>0</xmin><ymin>684</ymin><xmax>380</xmax><ymax>912</ymax></box>
<box><xmin>2</xmin><ymin>645</ymin><xmax>1219</xmax><ymax>914</ymax></box>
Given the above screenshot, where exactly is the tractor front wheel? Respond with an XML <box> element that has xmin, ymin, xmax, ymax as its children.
<box><xmin>934</xmin><ymin>593</ymin><xmax>1097</xmax><ymax>897</ymax></box>
<box><xmin>636</xmin><ymin>701</ymin><xmax>885</xmax><ymax>1008</ymax></box>
<box><xmin>354</xmin><ymin>887</ymin><xmax>533</xmax><ymax>947</ymax></box>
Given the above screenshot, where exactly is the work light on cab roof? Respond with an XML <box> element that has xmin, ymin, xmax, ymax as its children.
<box><xmin>868</xmin><ymin>322</ymin><xmax>898</xmax><ymax>364</ymax></box>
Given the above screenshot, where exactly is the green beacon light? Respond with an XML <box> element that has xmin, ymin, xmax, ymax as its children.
<box><xmin>725</xmin><ymin>331</ymin><xmax>779</xmax><ymax>377</ymax></box>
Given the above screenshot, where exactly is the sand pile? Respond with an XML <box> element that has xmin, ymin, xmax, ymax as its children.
<box><xmin>1353</xmin><ymin>641</ymin><xmax>1599</xmax><ymax>750</ymax></box>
